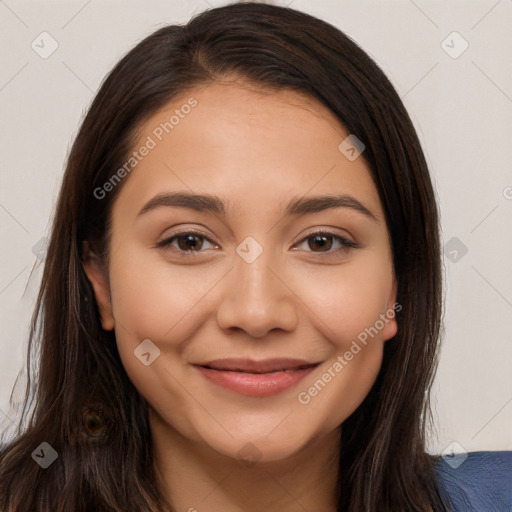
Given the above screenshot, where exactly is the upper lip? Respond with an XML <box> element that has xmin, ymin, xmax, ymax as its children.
<box><xmin>195</xmin><ymin>358</ymin><xmax>320</xmax><ymax>374</ymax></box>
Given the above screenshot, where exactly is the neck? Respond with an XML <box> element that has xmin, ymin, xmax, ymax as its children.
<box><xmin>150</xmin><ymin>408</ymin><xmax>340</xmax><ymax>512</ymax></box>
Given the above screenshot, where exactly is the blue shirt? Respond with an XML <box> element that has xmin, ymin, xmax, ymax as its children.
<box><xmin>434</xmin><ymin>451</ymin><xmax>512</xmax><ymax>511</ymax></box>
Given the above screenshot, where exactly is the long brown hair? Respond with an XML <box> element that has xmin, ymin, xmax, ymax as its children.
<box><xmin>0</xmin><ymin>2</ymin><xmax>450</xmax><ymax>510</ymax></box>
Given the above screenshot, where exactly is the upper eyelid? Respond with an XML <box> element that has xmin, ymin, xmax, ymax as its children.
<box><xmin>296</xmin><ymin>228</ymin><xmax>356</xmax><ymax>244</ymax></box>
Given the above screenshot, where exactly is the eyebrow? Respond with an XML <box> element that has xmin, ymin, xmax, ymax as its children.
<box><xmin>137</xmin><ymin>191</ymin><xmax>378</xmax><ymax>221</ymax></box>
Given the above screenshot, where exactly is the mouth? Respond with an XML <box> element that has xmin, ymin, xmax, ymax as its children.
<box><xmin>193</xmin><ymin>358</ymin><xmax>321</xmax><ymax>397</ymax></box>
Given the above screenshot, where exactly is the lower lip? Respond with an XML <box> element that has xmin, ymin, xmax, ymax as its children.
<box><xmin>195</xmin><ymin>365</ymin><xmax>318</xmax><ymax>397</ymax></box>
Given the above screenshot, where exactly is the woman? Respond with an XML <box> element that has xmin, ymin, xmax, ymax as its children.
<box><xmin>1</xmin><ymin>2</ymin><xmax>509</xmax><ymax>511</ymax></box>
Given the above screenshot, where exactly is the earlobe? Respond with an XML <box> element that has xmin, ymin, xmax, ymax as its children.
<box><xmin>81</xmin><ymin>241</ymin><xmax>115</xmax><ymax>331</ymax></box>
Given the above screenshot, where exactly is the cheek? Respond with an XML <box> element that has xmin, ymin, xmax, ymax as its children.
<box><xmin>106</xmin><ymin>248</ymin><xmax>209</xmax><ymax>420</ymax></box>
<box><xmin>292</xmin><ymin>256</ymin><xmax>395</xmax><ymax>349</ymax></box>
<box><xmin>292</xmin><ymin>262</ymin><xmax>395</xmax><ymax>430</ymax></box>
<box><xmin>106</xmin><ymin>244</ymin><xmax>236</xmax><ymax>403</ymax></box>
<box><xmin>108</xmin><ymin>246</ymin><xmax>212</xmax><ymax>341</ymax></box>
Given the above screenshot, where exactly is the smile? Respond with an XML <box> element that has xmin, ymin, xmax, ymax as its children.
<box><xmin>194</xmin><ymin>358</ymin><xmax>320</xmax><ymax>397</ymax></box>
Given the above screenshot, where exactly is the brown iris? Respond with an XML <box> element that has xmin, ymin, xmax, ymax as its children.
<box><xmin>308</xmin><ymin>234</ymin><xmax>333</xmax><ymax>252</ymax></box>
<box><xmin>177</xmin><ymin>234</ymin><xmax>204</xmax><ymax>251</ymax></box>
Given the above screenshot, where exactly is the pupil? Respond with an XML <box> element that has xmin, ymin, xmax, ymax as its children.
<box><xmin>310</xmin><ymin>234</ymin><xmax>332</xmax><ymax>252</ymax></box>
<box><xmin>179</xmin><ymin>234</ymin><xmax>202</xmax><ymax>251</ymax></box>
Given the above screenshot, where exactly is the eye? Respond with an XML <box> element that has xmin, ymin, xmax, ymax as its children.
<box><xmin>156</xmin><ymin>230</ymin><xmax>218</xmax><ymax>255</ymax></box>
<box><xmin>293</xmin><ymin>230</ymin><xmax>359</xmax><ymax>254</ymax></box>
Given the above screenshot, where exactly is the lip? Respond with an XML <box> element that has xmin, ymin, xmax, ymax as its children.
<box><xmin>194</xmin><ymin>358</ymin><xmax>320</xmax><ymax>397</ymax></box>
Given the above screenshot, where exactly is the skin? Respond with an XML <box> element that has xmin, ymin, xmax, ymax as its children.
<box><xmin>83</xmin><ymin>79</ymin><xmax>397</xmax><ymax>512</ymax></box>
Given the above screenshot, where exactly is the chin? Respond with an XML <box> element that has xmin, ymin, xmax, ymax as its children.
<box><xmin>200</xmin><ymin>427</ymin><xmax>321</xmax><ymax>465</ymax></box>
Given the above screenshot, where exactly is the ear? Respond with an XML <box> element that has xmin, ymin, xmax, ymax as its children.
<box><xmin>382</xmin><ymin>277</ymin><xmax>399</xmax><ymax>341</ymax></box>
<box><xmin>81</xmin><ymin>240</ymin><xmax>115</xmax><ymax>331</ymax></box>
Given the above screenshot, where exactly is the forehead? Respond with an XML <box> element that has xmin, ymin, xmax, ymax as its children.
<box><xmin>114</xmin><ymin>80</ymin><xmax>384</xmax><ymax>222</ymax></box>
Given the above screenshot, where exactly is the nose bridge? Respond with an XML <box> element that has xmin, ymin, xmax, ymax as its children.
<box><xmin>215</xmin><ymin>238</ymin><xmax>298</xmax><ymax>337</ymax></box>
<box><xmin>236</xmin><ymin>245</ymin><xmax>279</xmax><ymax>299</ymax></box>
<box><xmin>234</xmin><ymin>233</ymin><xmax>281</xmax><ymax>295</ymax></box>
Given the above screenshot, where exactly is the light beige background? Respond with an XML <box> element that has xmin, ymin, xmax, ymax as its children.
<box><xmin>1</xmin><ymin>0</ymin><xmax>511</xmax><ymax>454</ymax></box>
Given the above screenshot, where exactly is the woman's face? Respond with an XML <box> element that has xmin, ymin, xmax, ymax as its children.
<box><xmin>84</xmin><ymin>80</ymin><xmax>397</xmax><ymax>462</ymax></box>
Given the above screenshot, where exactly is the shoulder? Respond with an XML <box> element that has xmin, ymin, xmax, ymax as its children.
<box><xmin>433</xmin><ymin>450</ymin><xmax>512</xmax><ymax>512</ymax></box>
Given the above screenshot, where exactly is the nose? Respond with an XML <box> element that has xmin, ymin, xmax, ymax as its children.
<box><xmin>216</xmin><ymin>248</ymin><xmax>299</xmax><ymax>338</ymax></box>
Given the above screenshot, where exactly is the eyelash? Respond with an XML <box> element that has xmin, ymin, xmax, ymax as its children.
<box><xmin>155</xmin><ymin>229</ymin><xmax>360</xmax><ymax>257</ymax></box>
